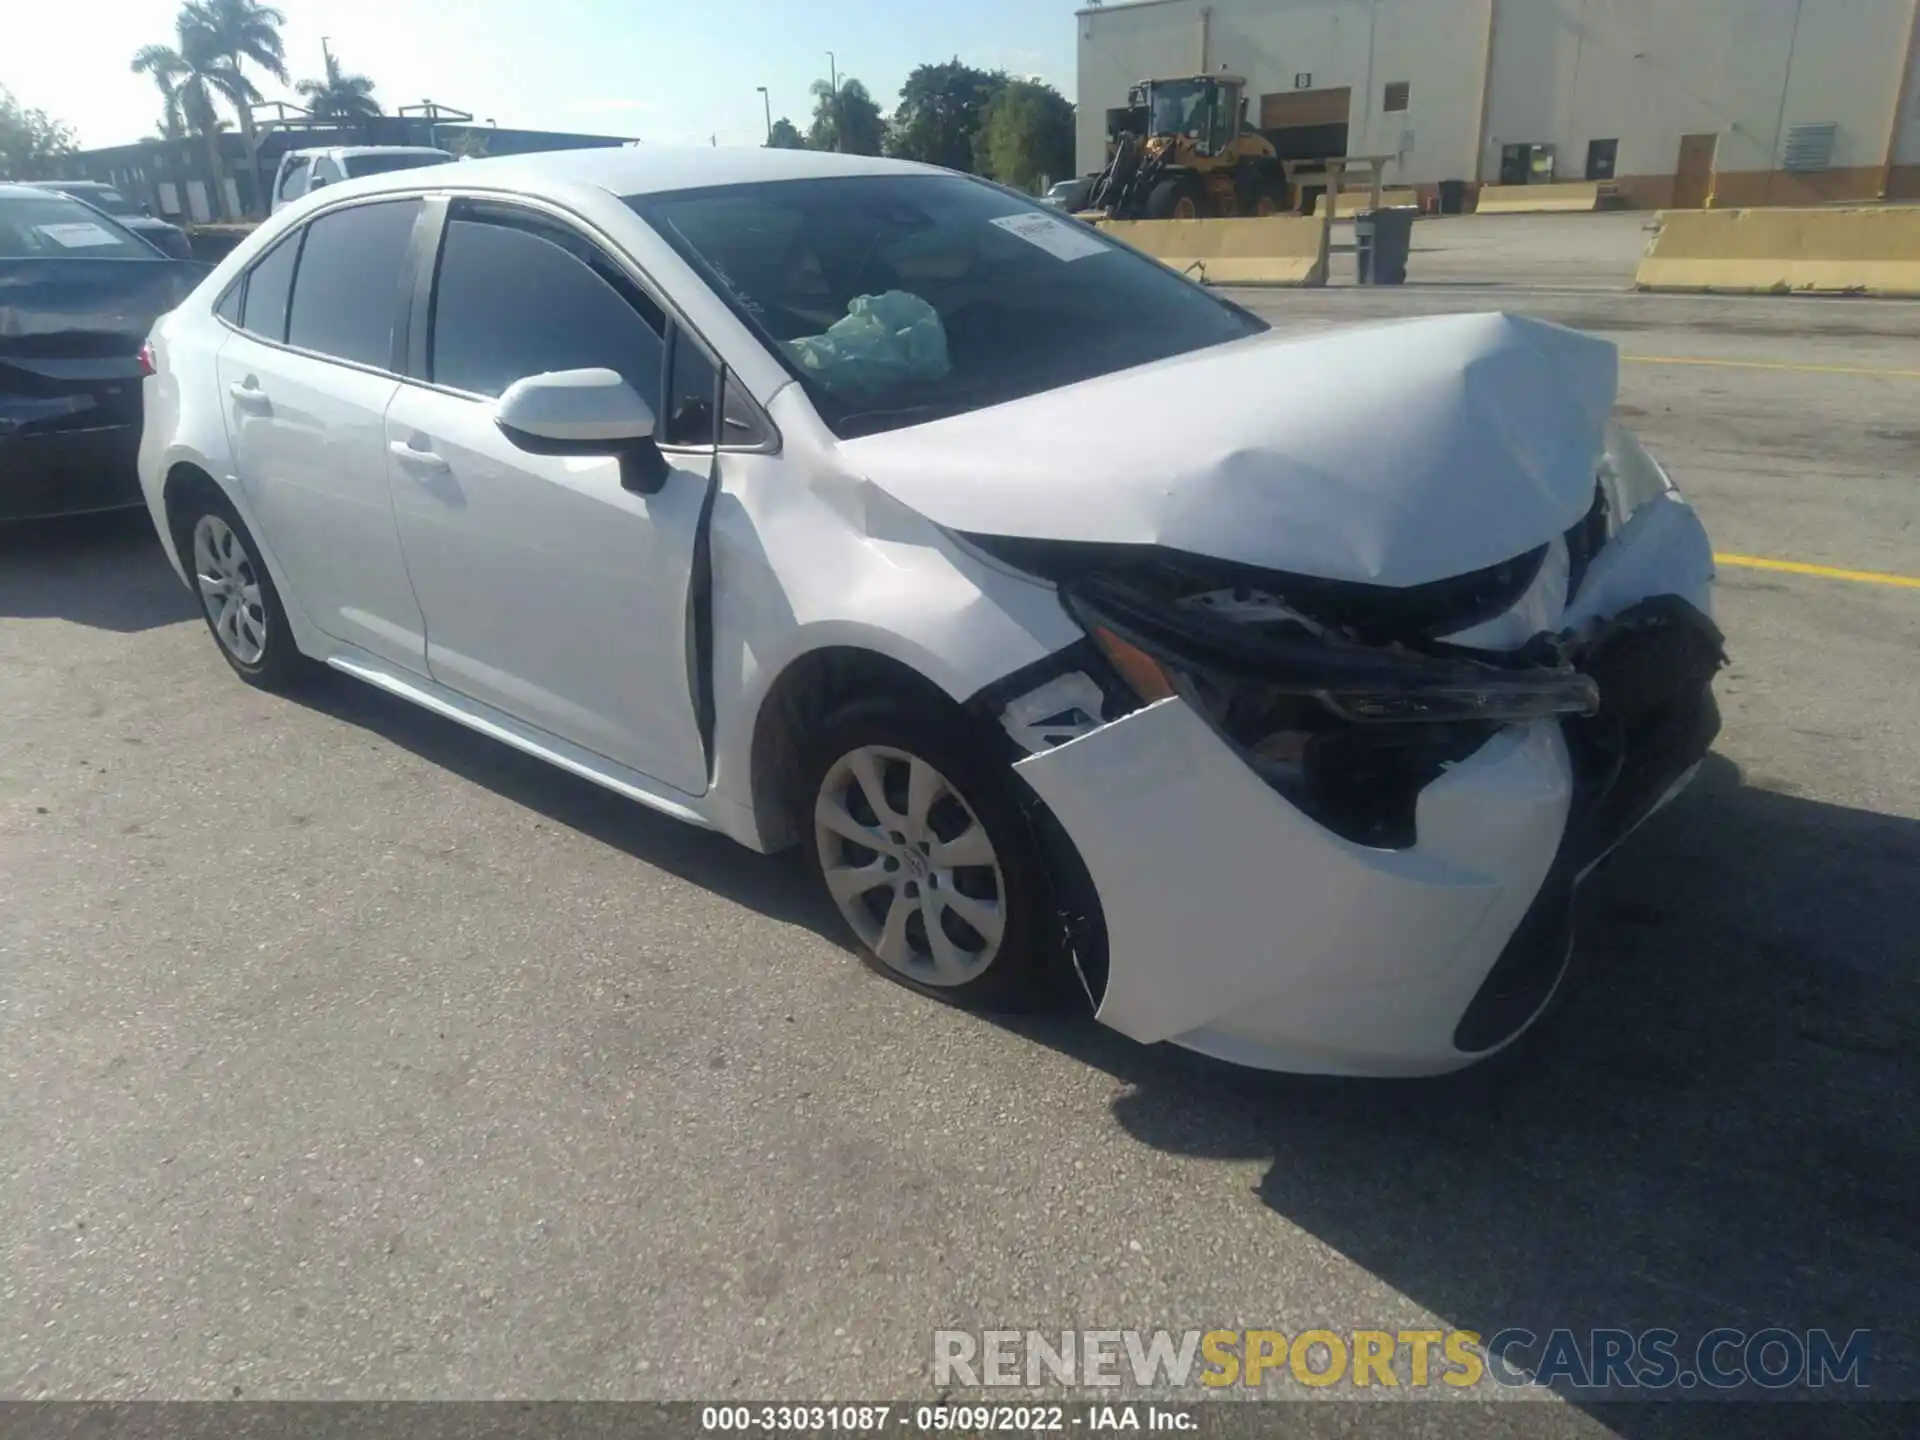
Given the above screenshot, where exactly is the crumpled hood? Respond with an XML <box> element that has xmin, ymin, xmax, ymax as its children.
<box><xmin>836</xmin><ymin>311</ymin><xmax>1619</xmax><ymax>588</ymax></box>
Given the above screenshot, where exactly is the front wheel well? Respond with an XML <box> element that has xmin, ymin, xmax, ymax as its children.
<box><xmin>748</xmin><ymin>646</ymin><xmax>961</xmax><ymax>851</ymax></box>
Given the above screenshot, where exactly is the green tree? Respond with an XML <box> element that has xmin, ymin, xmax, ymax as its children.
<box><xmin>296</xmin><ymin>44</ymin><xmax>382</xmax><ymax>129</ymax></box>
<box><xmin>131</xmin><ymin>10</ymin><xmax>261</xmax><ymax>220</ymax></box>
<box><xmin>807</xmin><ymin>77</ymin><xmax>884</xmax><ymax>156</ymax></box>
<box><xmin>766</xmin><ymin>116</ymin><xmax>807</xmax><ymax>150</ymax></box>
<box><xmin>186</xmin><ymin>0</ymin><xmax>288</xmax><ymax>215</ymax></box>
<box><xmin>0</xmin><ymin>87</ymin><xmax>77</xmax><ymax>180</ymax></box>
<box><xmin>886</xmin><ymin>60</ymin><xmax>1002</xmax><ymax>172</ymax></box>
<box><xmin>974</xmin><ymin>79</ymin><xmax>1075</xmax><ymax>194</ymax></box>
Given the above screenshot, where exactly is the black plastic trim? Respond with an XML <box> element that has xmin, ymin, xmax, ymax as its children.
<box><xmin>1452</xmin><ymin>596</ymin><xmax>1726</xmax><ymax>1054</ymax></box>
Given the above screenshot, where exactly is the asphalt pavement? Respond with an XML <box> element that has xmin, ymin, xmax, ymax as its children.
<box><xmin>2</xmin><ymin>228</ymin><xmax>1916</xmax><ymax>1436</ymax></box>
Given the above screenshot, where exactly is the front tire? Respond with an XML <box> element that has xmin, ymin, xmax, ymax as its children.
<box><xmin>1146</xmin><ymin>177</ymin><xmax>1204</xmax><ymax>220</ymax></box>
<box><xmin>802</xmin><ymin>695</ymin><xmax>1060</xmax><ymax>1011</ymax></box>
<box><xmin>171</xmin><ymin>484</ymin><xmax>313</xmax><ymax>691</ymax></box>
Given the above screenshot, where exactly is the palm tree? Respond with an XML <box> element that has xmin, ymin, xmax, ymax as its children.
<box><xmin>131</xmin><ymin>12</ymin><xmax>260</xmax><ymax>221</ymax></box>
<box><xmin>296</xmin><ymin>44</ymin><xmax>382</xmax><ymax>136</ymax></box>
<box><xmin>185</xmin><ymin>0</ymin><xmax>288</xmax><ymax>215</ymax></box>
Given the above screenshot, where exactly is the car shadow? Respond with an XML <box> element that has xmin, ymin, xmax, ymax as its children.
<box><xmin>0</xmin><ymin>510</ymin><xmax>200</xmax><ymax>632</ymax></box>
<box><xmin>287</xmin><ymin>669</ymin><xmax>841</xmax><ymax>942</ymax></box>
<box><xmin>275</xmin><ymin>668</ymin><xmax>1918</xmax><ymax>1427</ymax></box>
<box><xmin>992</xmin><ymin>753</ymin><xmax>1920</xmax><ymax>1427</ymax></box>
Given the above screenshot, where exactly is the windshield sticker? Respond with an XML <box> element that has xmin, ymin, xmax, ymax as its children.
<box><xmin>36</xmin><ymin>222</ymin><xmax>123</xmax><ymax>249</ymax></box>
<box><xmin>988</xmin><ymin>213</ymin><xmax>1109</xmax><ymax>263</ymax></box>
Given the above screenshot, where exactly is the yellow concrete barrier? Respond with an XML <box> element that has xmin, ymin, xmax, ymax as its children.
<box><xmin>1636</xmin><ymin>206</ymin><xmax>1920</xmax><ymax>296</ymax></box>
<box><xmin>1098</xmin><ymin>216</ymin><xmax>1329</xmax><ymax>285</ymax></box>
<box><xmin>1475</xmin><ymin>181</ymin><xmax>1607</xmax><ymax>214</ymax></box>
<box><xmin>1331</xmin><ymin>187</ymin><xmax>1420</xmax><ymax>215</ymax></box>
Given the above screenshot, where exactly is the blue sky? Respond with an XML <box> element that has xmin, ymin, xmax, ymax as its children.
<box><xmin>9</xmin><ymin>0</ymin><xmax>1085</xmax><ymax>149</ymax></box>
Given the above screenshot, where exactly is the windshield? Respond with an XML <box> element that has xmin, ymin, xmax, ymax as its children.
<box><xmin>83</xmin><ymin>187</ymin><xmax>139</xmax><ymax>216</ymax></box>
<box><xmin>341</xmin><ymin>151</ymin><xmax>453</xmax><ymax>178</ymax></box>
<box><xmin>1149</xmin><ymin>81</ymin><xmax>1210</xmax><ymax>139</ymax></box>
<box><xmin>0</xmin><ymin>192</ymin><xmax>155</xmax><ymax>260</ymax></box>
<box><xmin>630</xmin><ymin>174</ymin><xmax>1265</xmax><ymax>438</ymax></box>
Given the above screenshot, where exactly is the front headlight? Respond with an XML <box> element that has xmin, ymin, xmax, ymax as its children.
<box><xmin>1075</xmin><ymin>576</ymin><xmax>1596</xmax><ymax>848</ymax></box>
<box><xmin>1599</xmin><ymin>422</ymin><xmax>1676</xmax><ymax>526</ymax></box>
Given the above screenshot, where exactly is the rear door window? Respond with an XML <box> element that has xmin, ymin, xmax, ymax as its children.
<box><xmin>285</xmin><ymin>199</ymin><xmax>421</xmax><ymax>370</ymax></box>
<box><xmin>239</xmin><ymin>232</ymin><xmax>300</xmax><ymax>341</ymax></box>
<box><xmin>427</xmin><ymin>204</ymin><xmax>665</xmax><ymax>401</ymax></box>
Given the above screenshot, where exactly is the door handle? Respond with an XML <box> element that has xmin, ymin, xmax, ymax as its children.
<box><xmin>228</xmin><ymin>381</ymin><xmax>270</xmax><ymax>412</ymax></box>
<box><xmin>388</xmin><ymin>439</ymin><xmax>450</xmax><ymax>472</ymax></box>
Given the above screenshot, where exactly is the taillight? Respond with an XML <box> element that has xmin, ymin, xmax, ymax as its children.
<box><xmin>137</xmin><ymin>341</ymin><xmax>157</xmax><ymax>377</ymax></box>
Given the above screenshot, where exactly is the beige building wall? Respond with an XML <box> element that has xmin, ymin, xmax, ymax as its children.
<box><xmin>1076</xmin><ymin>0</ymin><xmax>1920</xmax><ymax>205</ymax></box>
<box><xmin>1075</xmin><ymin>0</ymin><xmax>1485</xmax><ymax>182</ymax></box>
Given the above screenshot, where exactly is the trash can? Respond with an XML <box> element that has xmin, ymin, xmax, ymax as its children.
<box><xmin>1438</xmin><ymin>179</ymin><xmax>1467</xmax><ymax>215</ymax></box>
<box><xmin>1354</xmin><ymin>207</ymin><xmax>1414</xmax><ymax>285</ymax></box>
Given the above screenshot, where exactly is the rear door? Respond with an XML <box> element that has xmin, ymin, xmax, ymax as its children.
<box><xmin>214</xmin><ymin>198</ymin><xmax>428</xmax><ymax>669</ymax></box>
<box><xmin>383</xmin><ymin>197</ymin><xmax>712</xmax><ymax>794</ymax></box>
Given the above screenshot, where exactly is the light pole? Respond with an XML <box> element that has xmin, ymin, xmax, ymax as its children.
<box><xmin>756</xmin><ymin>85</ymin><xmax>772</xmax><ymax>144</ymax></box>
<box><xmin>826</xmin><ymin>51</ymin><xmax>840</xmax><ymax>151</ymax></box>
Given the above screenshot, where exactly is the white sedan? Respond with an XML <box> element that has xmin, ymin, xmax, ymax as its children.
<box><xmin>137</xmin><ymin>147</ymin><xmax>1723</xmax><ymax>1077</ymax></box>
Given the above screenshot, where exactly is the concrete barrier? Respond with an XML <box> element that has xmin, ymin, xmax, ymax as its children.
<box><xmin>1636</xmin><ymin>206</ymin><xmax>1920</xmax><ymax>296</ymax></box>
<box><xmin>1474</xmin><ymin>181</ymin><xmax>1608</xmax><ymax>214</ymax></box>
<box><xmin>1331</xmin><ymin>187</ymin><xmax>1420</xmax><ymax>215</ymax></box>
<box><xmin>1098</xmin><ymin>216</ymin><xmax>1330</xmax><ymax>285</ymax></box>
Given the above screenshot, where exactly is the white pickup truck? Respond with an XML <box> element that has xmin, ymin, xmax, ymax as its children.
<box><xmin>269</xmin><ymin>147</ymin><xmax>454</xmax><ymax>213</ymax></box>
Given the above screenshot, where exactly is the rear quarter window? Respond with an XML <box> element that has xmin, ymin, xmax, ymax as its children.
<box><xmin>239</xmin><ymin>232</ymin><xmax>300</xmax><ymax>341</ymax></box>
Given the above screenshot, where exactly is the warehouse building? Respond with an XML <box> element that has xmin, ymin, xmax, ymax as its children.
<box><xmin>1077</xmin><ymin>0</ymin><xmax>1920</xmax><ymax>207</ymax></box>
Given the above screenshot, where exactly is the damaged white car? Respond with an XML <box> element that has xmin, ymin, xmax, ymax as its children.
<box><xmin>139</xmin><ymin>148</ymin><xmax>1723</xmax><ymax>1077</ymax></box>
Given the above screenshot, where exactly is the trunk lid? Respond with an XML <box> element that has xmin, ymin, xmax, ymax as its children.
<box><xmin>836</xmin><ymin>311</ymin><xmax>1618</xmax><ymax>589</ymax></box>
<box><xmin>1</xmin><ymin>257</ymin><xmax>208</xmax><ymax>359</ymax></box>
<box><xmin>1</xmin><ymin>258</ymin><xmax>206</xmax><ymax>435</ymax></box>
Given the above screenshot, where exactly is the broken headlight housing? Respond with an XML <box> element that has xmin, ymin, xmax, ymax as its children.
<box><xmin>1065</xmin><ymin>572</ymin><xmax>1598</xmax><ymax>849</ymax></box>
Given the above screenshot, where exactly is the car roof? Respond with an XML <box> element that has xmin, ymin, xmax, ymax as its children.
<box><xmin>1</xmin><ymin>182</ymin><xmax>78</xmax><ymax>196</ymax></box>
<box><xmin>35</xmin><ymin>179</ymin><xmax>110</xmax><ymax>190</ymax></box>
<box><xmin>331</xmin><ymin>145</ymin><xmax>944</xmax><ymax>200</ymax></box>
<box><xmin>285</xmin><ymin>146</ymin><xmax>454</xmax><ymax>160</ymax></box>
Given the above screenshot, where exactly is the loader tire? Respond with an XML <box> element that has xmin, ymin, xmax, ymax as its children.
<box><xmin>1146</xmin><ymin>177</ymin><xmax>1203</xmax><ymax>221</ymax></box>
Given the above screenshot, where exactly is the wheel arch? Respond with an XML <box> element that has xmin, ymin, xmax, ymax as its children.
<box><xmin>158</xmin><ymin>460</ymin><xmax>323</xmax><ymax>657</ymax></box>
<box><xmin>746</xmin><ymin>643</ymin><xmax>964</xmax><ymax>852</ymax></box>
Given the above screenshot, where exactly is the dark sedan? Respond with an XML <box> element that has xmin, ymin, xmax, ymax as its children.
<box><xmin>1</xmin><ymin>185</ymin><xmax>208</xmax><ymax>520</ymax></box>
<box><xmin>32</xmin><ymin>180</ymin><xmax>194</xmax><ymax>260</ymax></box>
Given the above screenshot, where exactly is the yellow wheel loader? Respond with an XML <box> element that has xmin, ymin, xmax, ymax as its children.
<box><xmin>1079</xmin><ymin>75</ymin><xmax>1292</xmax><ymax>221</ymax></box>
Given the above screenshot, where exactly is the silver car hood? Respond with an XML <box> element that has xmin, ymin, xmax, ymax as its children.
<box><xmin>836</xmin><ymin>311</ymin><xmax>1619</xmax><ymax>588</ymax></box>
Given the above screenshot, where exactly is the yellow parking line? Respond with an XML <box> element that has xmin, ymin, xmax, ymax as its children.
<box><xmin>1716</xmin><ymin>553</ymin><xmax>1920</xmax><ymax>589</ymax></box>
<box><xmin>1625</xmin><ymin>354</ymin><xmax>1920</xmax><ymax>380</ymax></box>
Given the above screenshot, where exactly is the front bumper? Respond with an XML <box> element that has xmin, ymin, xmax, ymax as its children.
<box><xmin>0</xmin><ymin>425</ymin><xmax>144</xmax><ymax>521</ymax></box>
<box><xmin>1012</xmin><ymin>496</ymin><xmax>1723</xmax><ymax>1078</ymax></box>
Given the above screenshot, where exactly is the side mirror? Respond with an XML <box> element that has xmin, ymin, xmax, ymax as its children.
<box><xmin>495</xmin><ymin>367</ymin><xmax>668</xmax><ymax>493</ymax></box>
<box><xmin>308</xmin><ymin>174</ymin><xmax>327</xmax><ymax>189</ymax></box>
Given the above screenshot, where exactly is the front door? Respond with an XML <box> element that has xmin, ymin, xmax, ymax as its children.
<box><xmin>1673</xmin><ymin>132</ymin><xmax>1719</xmax><ymax>209</ymax></box>
<box><xmin>215</xmin><ymin>199</ymin><xmax>427</xmax><ymax>669</ymax></box>
<box><xmin>385</xmin><ymin>199</ymin><xmax>711</xmax><ymax>796</ymax></box>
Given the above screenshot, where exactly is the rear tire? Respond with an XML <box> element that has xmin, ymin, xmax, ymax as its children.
<box><xmin>170</xmin><ymin>483</ymin><xmax>314</xmax><ymax>692</ymax></box>
<box><xmin>801</xmin><ymin>693</ymin><xmax>1062</xmax><ymax>1012</ymax></box>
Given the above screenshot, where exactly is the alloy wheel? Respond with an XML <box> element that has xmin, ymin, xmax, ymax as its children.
<box><xmin>192</xmin><ymin>514</ymin><xmax>268</xmax><ymax>666</ymax></box>
<box><xmin>813</xmin><ymin>745</ymin><xmax>1007</xmax><ymax>986</ymax></box>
